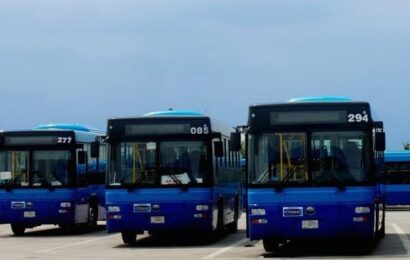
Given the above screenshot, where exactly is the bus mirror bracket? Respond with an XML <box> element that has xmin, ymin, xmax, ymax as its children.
<box><xmin>230</xmin><ymin>132</ymin><xmax>241</xmax><ymax>151</ymax></box>
<box><xmin>90</xmin><ymin>141</ymin><xmax>100</xmax><ymax>158</ymax></box>
<box><xmin>214</xmin><ymin>141</ymin><xmax>224</xmax><ymax>157</ymax></box>
<box><xmin>375</xmin><ymin>132</ymin><xmax>385</xmax><ymax>151</ymax></box>
<box><xmin>78</xmin><ymin>151</ymin><xmax>87</xmax><ymax>165</ymax></box>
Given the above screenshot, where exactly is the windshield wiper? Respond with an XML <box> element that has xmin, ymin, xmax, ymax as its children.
<box><xmin>275</xmin><ymin>165</ymin><xmax>300</xmax><ymax>192</ymax></box>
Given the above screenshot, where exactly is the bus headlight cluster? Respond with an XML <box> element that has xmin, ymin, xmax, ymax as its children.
<box><xmin>353</xmin><ymin>216</ymin><xmax>369</xmax><ymax>222</ymax></box>
<box><xmin>107</xmin><ymin>213</ymin><xmax>122</xmax><ymax>220</ymax></box>
<box><xmin>355</xmin><ymin>206</ymin><xmax>370</xmax><ymax>214</ymax></box>
<box><xmin>194</xmin><ymin>213</ymin><xmax>207</xmax><ymax>218</ymax></box>
<box><xmin>107</xmin><ymin>206</ymin><xmax>120</xmax><ymax>212</ymax></box>
<box><xmin>251</xmin><ymin>208</ymin><xmax>266</xmax><ymax>216</ymax></box>
<box><xmin>196</xmin><ymin>205</ymin><xmax>209</xmax><ymax>211</ymax></box>
<box><xmin>251</xmin><ymin>218</ymin><xmax>268</xmax><ymax>224</ymax></box>
<box><xmin>60</xmin><ymin>202</ymin><xmax>72</xmax><ymax>208</ymax></box>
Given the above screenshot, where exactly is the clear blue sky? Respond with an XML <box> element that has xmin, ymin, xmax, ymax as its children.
<box><xmin>1</xmin><ymin>1</ymin><xmax>409</xmax><ymax>150</ymax></box>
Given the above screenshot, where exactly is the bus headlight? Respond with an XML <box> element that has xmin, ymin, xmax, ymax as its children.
<box><xmin>107</xmin><ymin>206</ymin><xmax>120</xmax><ymax>212</ymax></box>
<box><xmin>355</xmin><ymin>206</ymin><xmax>370</xmax><ymax>214</ymax></box>
<box><xmin>60</xmin><ymin>202</ymin><xmax>72</xmax><ymax>208</ymax></box>
<box><xmin>251</xmin><ymin>208</ymin><xmax>266</xmax><ymax>216</ymax></box>
<box><xmin>196</xmin><ymin>205</ymin><xmax>209</xmax><ymax>211</ymax></box>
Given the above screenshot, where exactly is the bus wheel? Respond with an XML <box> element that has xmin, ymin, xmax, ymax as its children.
<box><xmin>227</xmin><ymin>216</ymin><xmax>238</xmax><ymax>233</ymax></box>
<box><xmin>86</xmin><ymin>205</ymin><xmax>98</xmax><ymax>231</ymax></box>
<box><xmin>227</xmin><ymin>199</ymin><xmax>239</xmax><ymax>233</ymax></box>
<box><xmin>263</xmin><ymin>238</ymin><xmax>280</xmax><ymax>252</ymax></box>
<box><xmin>121</xmin><ymin>231</ymin><xmax>137</xmax><ymax>245</ymax></box>
<box><xmin>216</xmin><ymin>199</ymin><xmax>224</xmax><ymax>233</ymax></box>
<box><xmin>376</xmin><ymin>204</ymin><xmax>386</xmax><ymax>239</ymax></box>
<box><xmin>377</xmin><ymin>213</ymin><xmax>386</xmax><ymax>239</ymax></box>
<box><xmin>11</xmin><ymin>224</ymin><xmax>26</xmax><ymax>236</ymax></box>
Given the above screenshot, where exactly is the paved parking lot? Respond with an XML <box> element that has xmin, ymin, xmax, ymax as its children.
<box><xmin>2</xmin><ymin>210</ymin><xmax>410</xmax><ymax>259</ymax></box>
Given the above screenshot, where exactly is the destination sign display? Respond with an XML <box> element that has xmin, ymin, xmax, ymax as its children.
<box><xmin>4</xmin><ymin>136</ymin><xmax>72</xmax><ymax>146</ymax></box>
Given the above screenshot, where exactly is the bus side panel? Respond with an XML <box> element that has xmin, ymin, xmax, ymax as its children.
<box><xmin>247</xmin><ymin>187</ymin><xmax>377</xmax><ymax>241</ymax></box>
<box><xmin>0</xmin><ymin>189</ymin><xmax>77</xmax><ymax>225</ymax></box>
<box><xmin>216</xmin><ymin>166</ymin><xmax>244</xmax><ymax>226</ymax></box>
<box><xmin>386</xmin><ymin>184</ymin><xmax>410</xmax><ymax>206</ymax></box>
<box><xmin>106</xmin><ymin>188</ymin><xmax>214</xmax><ymax>233</ymax></box>
<box><xmin>214</xmin><ymin>181</ymin><xmax>243</xmax><ymax>226</ymax></box>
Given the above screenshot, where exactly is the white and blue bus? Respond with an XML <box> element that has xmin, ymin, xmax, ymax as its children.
<box><xmin>105</xmin><ymin>110</ymin><xmax>243</xmax><ymax>244</ymax></box>
<box><xmin>0</xmin><ymin>124</ymin><xmax>106</xmax><ymax>235</ymax></box>
<box><xmin>246</xmin><ymin>97</ymin><xmax>386</xmax><ymax>252</ymax></box>
<box><xmin>385</xmin><ymin>150</ymin><xmax>410</xmax><ymax>206</ymax></box>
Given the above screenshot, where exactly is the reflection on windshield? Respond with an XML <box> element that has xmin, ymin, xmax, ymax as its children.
<box><xmin>0</xmin><ymin>151</ymin><xmax>29</xmax><ymax>186</ymax></box>
<box><xmin>108</xmin><ymin>141</ymin><xmax>209</xmax><ymax>186</ymax></box>
<box><xmin>248</xmin><ymin>131</ymin><xmax>369</xmax><ymax>185</ymax></box>
<box><xmin>248</xmin><ymin>133</ymin><xmax>307</xmax><ymax>184</ymax></box>
<box><xmin>33</xmin><ymin>151</ymin><xmax>71</xmax><ymax>186</ymax></box>
<box><xmin>311</xmin><ymin>132</ymin><xmax>368</xmax><ymax>183</ymax></box>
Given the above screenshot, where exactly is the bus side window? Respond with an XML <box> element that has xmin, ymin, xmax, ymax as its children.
<box><xmin>76</xmin><ymin>147</ymin><xmax>88</xmax><ymax>186</ymax></box>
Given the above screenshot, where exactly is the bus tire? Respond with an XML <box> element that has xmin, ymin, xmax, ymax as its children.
<box><xmin>11</xmin><ymin>224</ymin><xmax>26</xmax><ymax>236</ymax></box>
<box><xmin>86</xmin><ymin>204</ymin><xmax>98</xmax><ymax>231</ymax></box>
<box><xmin>121</xmin><ymin>231</ymin><xmax>137</xmax><ymax>245</ymax></box>
<box><xmin>227</xmin><ymin>197</ymin><xmax>239</xmax><ymax>233</ymax></box>
<box><xmin>216</xmin><ymin>199</ymin><xmax>224</xmax><ymax>232</ymax></box>
<box><xmin>377</xmin><ymin>209</ymin><xmax>386</xmax><ymax>239</ymax></box>
<box><xmin>262</xmin><ymin>238</ymin><xmax>280</xmax><ymax>252</ymax></box>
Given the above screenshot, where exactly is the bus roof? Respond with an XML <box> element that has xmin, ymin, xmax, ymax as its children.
<box><xmin>288</xmin><ymin>96</ymin><xmax>352</xmax><ymax>103</ymax></box>
<box><xmin>34</xmin><ymin>123</ymin><xmax>105</xmax><ymax>135</ymax></box>
<box><xmin>144</xmin><ymin>110</ymin><xmax>204</xmax><ymax>117</ymax></box>
<box><xmin>0</xmin><ymin>124</ymin><xmax>105</xmax><ymax>146</ymax></box>
<box><xmin>385</xmin><ymin>150</ymin><xmax>410</xmax><ymax>162</ymax></box>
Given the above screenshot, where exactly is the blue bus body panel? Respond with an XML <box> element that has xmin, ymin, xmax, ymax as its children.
<box><xmin>106</xmin><ymin>188</ymin><xmax>216</xmax><ymax>233</ymax></box>
<box><xmin>386</xmin><ymin>185</ymin><xmax>410</xmax><ymax>205</ymax></box>
<box><xmin>385</xmin><ymin>151</ymin><xmax>410</xmax><ymax>206</ymax></box>
<box><xmin>0</xmin><ymin>188</ymin><xmax>104</xmax><ymax>225</ymax></box>
<box><xmin>248</xmin><ymin>187</ymin><xmax>376</xmax><ymax>240</ymax></box>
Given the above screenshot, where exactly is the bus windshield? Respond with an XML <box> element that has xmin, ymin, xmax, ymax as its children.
<box><xmin>108</xmin><ymin>140</ymin><xmax>210</xmax><ymax>186</ymax></box>
<box><xmin>32</xmin><ymin>151</ymin><xmax>71</xmax><ymax>186</ymax></box>
<box><xmin>248</xmin><ymin>131</ymin><xmax>370</xmax><ymax>186</ymax></box>
<box><xmin>0</xmin><ymin>150</ymin><xmax>72</xmax><ymax>187</ymax></box>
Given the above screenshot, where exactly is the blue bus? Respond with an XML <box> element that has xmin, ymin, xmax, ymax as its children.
<box><xmin>0</xmin><ymin>124</ymin><xmax>106</xmax><ymax>235</ymax></box>
<box><xmin>246</xmin><ymin>97</ymin><xmax>386</xmax><ymax>252</ymax></box>
<box><xmin>385</xmin><ymin>150</ymin><xmax>410</xmax><ymax>206</ymax></box>
<box><xmin>105</xmin><ymin>110</ymin><xmax>243</xmax><ymax>244</ymax></box>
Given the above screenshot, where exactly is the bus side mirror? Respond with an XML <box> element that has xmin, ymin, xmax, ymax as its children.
<box><xmin>78</xmin><ymin>151</ymin><xmax>87</xmax><ymax>165</ymax></box>
<box><xmin>90</xmin><ymin>141</ymin><xmax>100</xmax><ymax>158</ymax></box>
<box><xmin>230</xmin><ymin>132</ymin><xmax>241</xmax><ymax>151</ymax></box>
<box><xmin>375</xmin><ymin>132</ymin><xmax>385</xmax><ymax>151</ymax></box>
<box><xmin>214</xmin><ymin>141</ymin><xmax>224</xmax><ymax>157</ymax></box>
